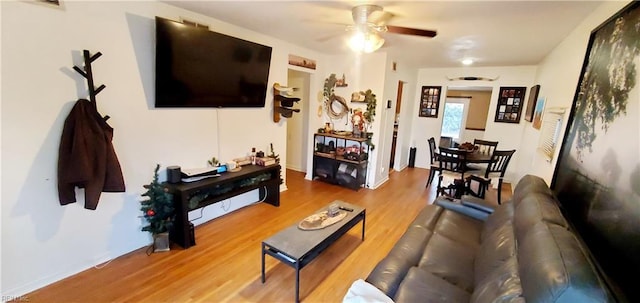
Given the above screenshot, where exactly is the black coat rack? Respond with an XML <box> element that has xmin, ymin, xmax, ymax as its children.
<box><xmin>73</xmin><ymin>49</ymin><xmax>109</xmax><ymax>120</ymax></box>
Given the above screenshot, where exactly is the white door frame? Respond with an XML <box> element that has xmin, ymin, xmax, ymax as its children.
<box><xmin>442</xmin><ymin>97</ymin><xmax>470</xmax><ymax>141</ymax></box>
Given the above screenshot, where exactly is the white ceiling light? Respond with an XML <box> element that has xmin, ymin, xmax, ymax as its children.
<box><xmin>461</xmin><ymin>58</ymin><xmax>474</xmax><ymax>65</ymax></box>
<box><xmin>349</xmin><ymin>29</ymin><xmax>385</xmax><ymax>53</ymax></box>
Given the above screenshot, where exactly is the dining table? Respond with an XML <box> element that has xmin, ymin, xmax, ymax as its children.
<box><xmin>436</xmin><ymin>147</ymin><xmax>494</xmax><ymax>198</ymax></box>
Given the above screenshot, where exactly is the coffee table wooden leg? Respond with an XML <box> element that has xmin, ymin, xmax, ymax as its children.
<box><xmin>261</xmin><ymin>243</ymin><xmax>266</xmax><ymax>283</ymax></box>
<box><xmin>295</xmin><ymin>262</ymin><xmax>300</xmax><ymax>303</ymax></box>
<box><xmin>361</xmin><ymin>213</ymin><xmax>366</xmax><ymax>240</ymax></box>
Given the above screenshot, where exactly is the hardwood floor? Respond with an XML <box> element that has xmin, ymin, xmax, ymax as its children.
<box><xmin>23</xmin><ymin>168</ymin><xmax>511</xmax><ymax>303</ymax></box>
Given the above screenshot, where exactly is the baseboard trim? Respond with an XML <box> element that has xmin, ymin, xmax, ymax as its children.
<box><xmin>1</xmin><ymin>250</ymin><xmax>119</xmax><ymax>301</ymax></box>
<box><xmin>370</xmin><ymin>176</ymin><xmax>390</xmax><ymax>189</ymax></box>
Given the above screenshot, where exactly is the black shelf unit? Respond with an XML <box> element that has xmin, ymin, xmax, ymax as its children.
<box><xmin>164</xmin><ymin>164</ymin><xmax>281</xmax><ymax>248</ymax></box>
<box><xmin>312</xmin><ymin>133</ymin><xmax>369</xmax><ymax>190</ymax></box>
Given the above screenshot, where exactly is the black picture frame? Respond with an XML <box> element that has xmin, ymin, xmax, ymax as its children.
<box><xmin>494</xmin><ymin>86</ymin><xmax>525</xmax><ymax>123</ymax></box>
<box><xmin>418</xmin><ymin>86</ymin><xmax>441</xmax><ymax>118</ymax></box>
<box><xmin>524</xmin><ymin>84</ymin><xmax>540</xmax><ymax>122</ymax></box>
<box><xmin>551</xmin><ymin>2</ymin><xmax>640</xmax><ymax>301</ymax></box>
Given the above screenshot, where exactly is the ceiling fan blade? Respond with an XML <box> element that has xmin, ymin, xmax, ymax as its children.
<box><xmin>386</xmin><ymin>25</ymin><xmax>437</xmax><ymax>38</ymax></box>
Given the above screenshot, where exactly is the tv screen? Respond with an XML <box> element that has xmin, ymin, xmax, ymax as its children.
<box><xmin>155</xmin><ymin>17</ymin><xmax>272</xmax><ymax>108</ymax></box>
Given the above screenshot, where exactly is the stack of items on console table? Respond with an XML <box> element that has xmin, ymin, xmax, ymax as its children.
<box><xmin>255</xmin><ymin>157</ymin><xmax>276</xmax><ymax>166</ymax></box>
<box><xmin>346</xmin><ymin>175</ymin><xmax>612</xmax><ymax>303</ymax></box>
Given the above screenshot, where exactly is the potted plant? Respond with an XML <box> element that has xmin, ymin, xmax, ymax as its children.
<box><xmin>362</xmin><ymin>89</ymin><xmax>377</xmax><ymax>150</ymax></box>
<box><xmin>362</xmin><ymin>89</ymin><xmax>376</xmax><ymax>134</ymax></box>
<box><xmin>140</xmin><ymin>164</ymin><xmax>175</xmax><ymax>252</ymax></box>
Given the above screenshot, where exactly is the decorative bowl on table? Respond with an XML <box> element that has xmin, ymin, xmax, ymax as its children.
<box><xmin>298</xmin><ymin>210</ymin><xmax>347</xmax><ymax>230</ymax></box>
<box><xmin>459</xmin><ymin>142</ymin><xmax>476</xmax><ymax>151</ymax></box>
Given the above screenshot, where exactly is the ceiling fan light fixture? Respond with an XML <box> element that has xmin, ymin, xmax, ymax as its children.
<box><xmin>349</xmin><ymin>30</ymin><xmax>384</xmax><ymax>53</ymax></box>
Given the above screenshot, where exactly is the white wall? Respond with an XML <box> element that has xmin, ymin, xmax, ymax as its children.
<box><xmin>309</xmin><ymin>52</ymin><xmax>388</xmax><ymax>188</ymax></box>
<box><xmin>411</xmin><ymin>66</ymin><xmax>537</xmax><ymax>183</ymax></box>
<box><xmin>515</xmin><ymin>1</ymin><xmax>632</xmax><ymax>185</ymax></box>
<box><xmin>0</xmin><ymin>1</ymin><xmax>323</xmax><ymax>297</ymax></box>
<box><xmin>382</xmin><ymin>59</ymin><xmax>419</xmax><ymax>173</ymax></box>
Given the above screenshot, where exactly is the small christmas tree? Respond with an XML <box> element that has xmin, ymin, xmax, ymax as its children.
<box><xmin>140</xmin><ymin>164</ymin><xmax>174</xmax><ymax>235</ymax></box>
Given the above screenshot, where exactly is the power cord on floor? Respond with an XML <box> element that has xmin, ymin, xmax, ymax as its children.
<box><xmin>145</xmin><ymin>244</ymin><xmax>154</xmax><ymax>256</ymax></box>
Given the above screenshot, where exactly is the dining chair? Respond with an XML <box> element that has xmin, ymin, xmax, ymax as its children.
<box><xmin>439</xmin><ymin>136</ymin><xmax>454</xmax><ymax>148</ymax></box>
<box><xmin>467</xmin><ymin>139</ymin><xmax>499</xmax><ymax>171</ymax></box>
<box><xmin>436</xmin><ymin>147</ymin><xmax>468</xmax><ymax>197</ymax></box>
<box><xmin>465</xmin><ymin>149</ymin><xmax>516</xmax><ymax>204</ymax></box>
<box><xmin>426</xmin><ymin>137</ymin><xmax>441</xmax><ymax>186</ymax></box>
<box><xmin>473</xmin><ymin>139</ymin><xmax>498</xmax><ymax>155</ymax></box>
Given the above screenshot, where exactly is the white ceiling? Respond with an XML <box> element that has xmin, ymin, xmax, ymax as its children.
<box><xmin>165</xmin><ymin>1</ymin><xmax>602</xmax><ymax>68</ymax></box>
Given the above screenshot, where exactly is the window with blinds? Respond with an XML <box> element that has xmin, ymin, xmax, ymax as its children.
<box><xmin>538</xmin><ymin>108</ymin><xmax>566</xmax><ymax>161</ymax></box>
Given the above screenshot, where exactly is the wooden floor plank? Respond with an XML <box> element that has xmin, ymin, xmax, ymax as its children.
<box><xmin>21</xmin><ymin>168</ymin><xmax>510</xmax><ymax>302</ymax></box>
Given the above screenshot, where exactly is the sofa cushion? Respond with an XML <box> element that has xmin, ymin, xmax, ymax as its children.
<box><xmin>481</xmin><ymin>203</ymin><xmax>514</xmax><ymax>241</ymax></box>
<box><xmin>514</xmin><ymin>193</ymin><xmax>568</xmax><ymax>242</ymax></box>
<box><xmin>434</xmin><ymin>210</ymin><xmax>484</xmax><ymax>248</ymax></box>
<box><xmin>471</xmin><ymin>257</ymin><xmax>524</xmax><ymax>303</ymax></box>
<box><xmin>394</xmin><ymin>267</ymin><xmax>471</xmax><ymax>303</ymax></box>
<box><xmin>386</xmin><ymin>226</ymin><xmax>433</xmax><ymax>266</ymax></box>
<box><xmin>418</xmin><ymin>233</ymin><xmax>477</xmax><ymax>292</ymax></box>
<box><xmin>474</xmin><ymin>222</ymin><xmax>516</xmax><ymax>283</ymax></box>
<box><xmin>518</xmin><ymin>222</ymin><xmax>612</xmax><ymax>303</ymax></box>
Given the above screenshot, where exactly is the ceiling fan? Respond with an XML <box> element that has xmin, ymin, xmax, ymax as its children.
<box><xmin>346</xmin><ymin>4</ymin><xmax>437</xmax><ymax>52</ymax></box>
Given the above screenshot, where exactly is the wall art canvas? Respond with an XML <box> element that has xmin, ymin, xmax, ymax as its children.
<box><xmin>552</xmin><ymin>2</ymin><xmax>640</xmax><ymax>301</ymax></box>
<box><xmin>532</xmin><ymin>97</ymin><xmax>545</xmax><ymax>129</ymax></box>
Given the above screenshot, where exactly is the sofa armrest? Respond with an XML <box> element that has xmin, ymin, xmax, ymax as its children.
<box><xmin>433</xmin><ymin>197</ymin><xmax>490</xmax><ymax>221</ymax></box>
<box><xmin>366</xmin><ymin>256</ymin><xmax>413</xmax><ymax>299</ymax></box>
<box><xmin>460</xmin><ymin>195</ymin><xmax>496</xmax><ymax>214</ymax></box>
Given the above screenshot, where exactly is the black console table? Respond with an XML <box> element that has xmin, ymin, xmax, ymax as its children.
<box><xmin>164</xmin><ymin>164</ymin><xmax>281</xmax><ymax>248</ymax></box>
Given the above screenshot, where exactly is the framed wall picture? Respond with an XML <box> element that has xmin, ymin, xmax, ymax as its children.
<box><xmin>419</xmin><ymin>86</ymin><xmax>441</xmax><ymax>118</ymax></box>
<box><xmin>524</xmin><ymin>84</ymin><xmax>540</xmax><ymax>122</ymax></box>
<box><xmin>494</xmin><ymin>86</ymin><xmax>525</xmax><ymax>123</ymax></box>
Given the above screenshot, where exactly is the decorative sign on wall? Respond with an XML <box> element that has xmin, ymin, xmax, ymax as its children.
<box><xmin>419</xmin><ymin>86</ymin><xmax>441</xmax><ymax>118</ymax></box>
<box><xmin>288</xmin><ymin>54</ymin><xmax>316</xmax><ymax>70</ymax></box>
<box><xmin>494</xmin><ymin>86</ymin><xmax>525</xmax><ymax>123</ymax></box>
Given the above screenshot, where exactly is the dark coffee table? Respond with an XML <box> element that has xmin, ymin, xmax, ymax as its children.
<box><xmin>261</xmin><ymin>200</ymin><xmax>366</xmax><ymax>302</ymax></box>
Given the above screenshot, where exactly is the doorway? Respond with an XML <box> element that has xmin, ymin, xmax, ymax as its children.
<box><xmin>441</xmin><ymin>97</ymin><xmax>470</xmax><ymax>142</ymax></box>
<box><xmin>286</xmin><ymin>70</ymin><xmax>310</xmax><ymax>173</ymax></box>
<box><xmin>390</xmin><ymin>81</ymin><xmax>404</xmax><ymax>168</ymax></box>
<box><xmin>443</xmin><ymin>87</ymin><xmax>493</xmax><ymax>144</ymax></box>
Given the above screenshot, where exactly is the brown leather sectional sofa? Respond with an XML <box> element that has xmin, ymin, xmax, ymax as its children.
<box><xmin>366</xmin><ymin>175</ymin><xmax>613</xmax><ymax>302</ymax></box>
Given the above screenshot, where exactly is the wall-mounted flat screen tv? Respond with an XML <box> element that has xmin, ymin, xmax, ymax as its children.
<box><xmin>155</xmin><ymin>17</ymin><xmax>272</xmax><ymax>108</ymax></box>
